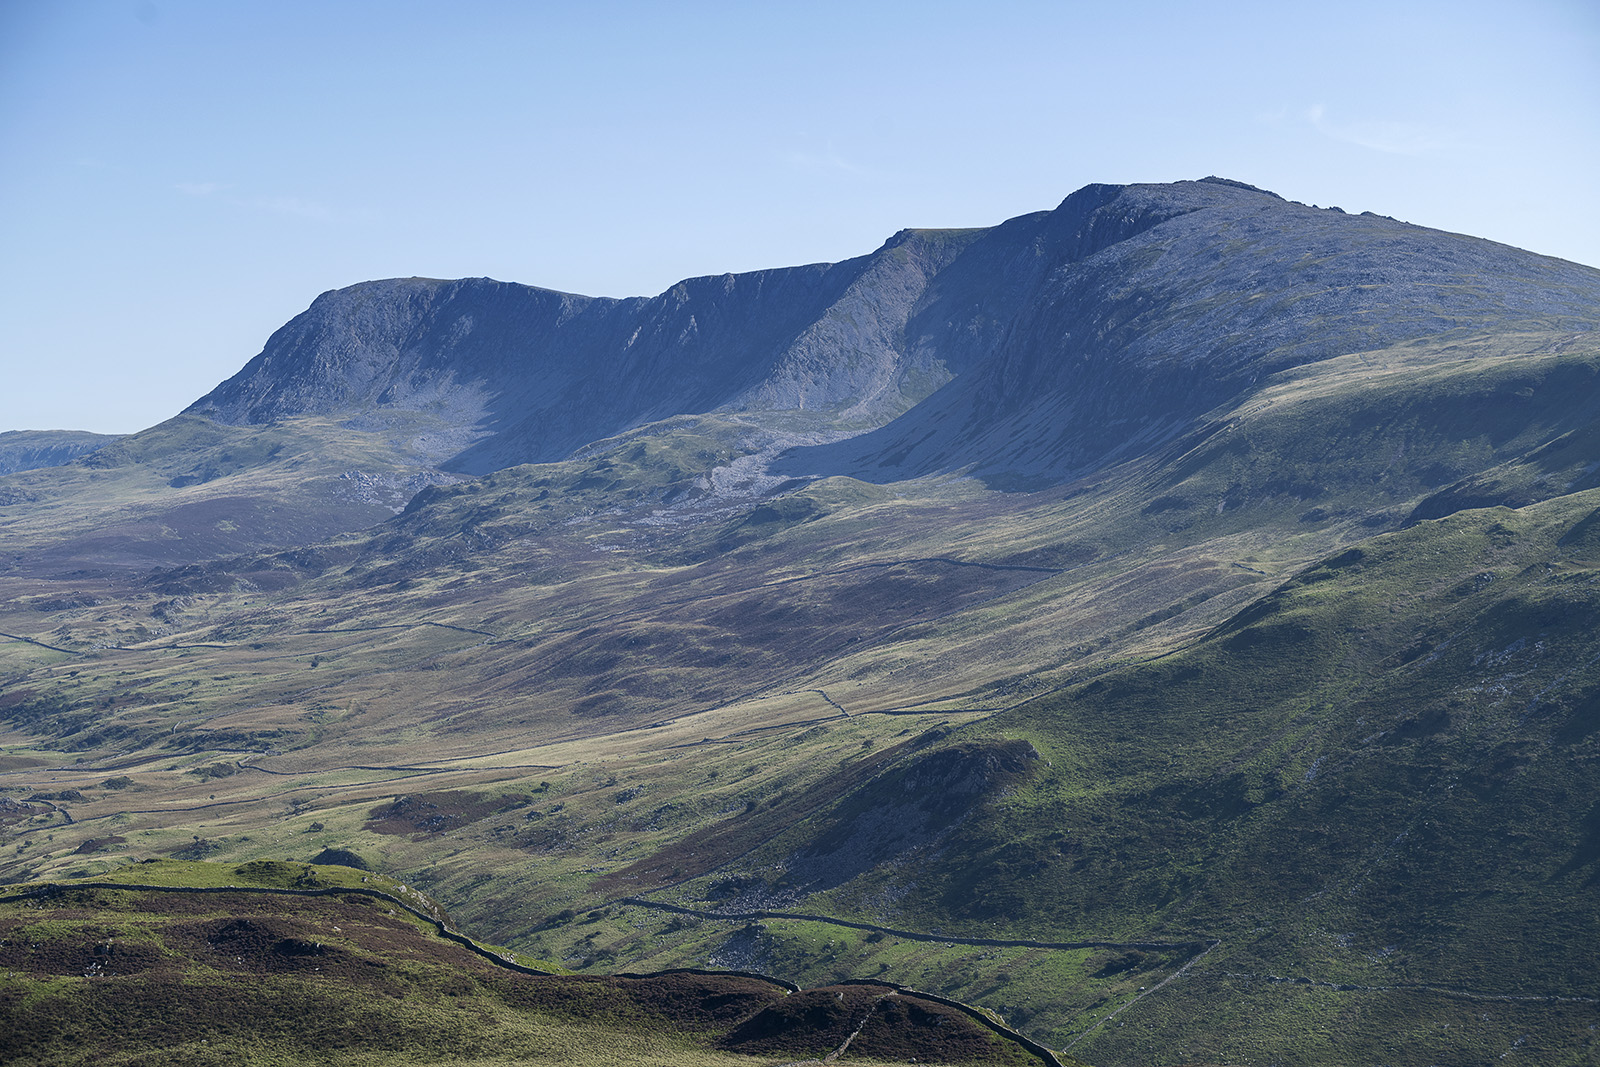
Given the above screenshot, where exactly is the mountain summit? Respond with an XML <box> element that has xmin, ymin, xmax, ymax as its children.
<box><xmin>782</xmin><ymin>178</ymin><xmax>1600</xmax><ymax>483</ymax></box>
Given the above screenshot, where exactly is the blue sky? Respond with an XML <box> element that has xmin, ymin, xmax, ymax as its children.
<box><xmin>3</xmin><ymin>0</ymin><xmax>1597</xmax><ymax>434</ymax></box>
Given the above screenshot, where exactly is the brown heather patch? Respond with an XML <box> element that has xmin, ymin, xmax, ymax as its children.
<box><xmin>718</xmin><ymin>982</ymin><xmax>885</xmax><ymax>1056</ymax></box>
<box><xmin>851</xmin><ymin>992</ymin><xmax>1034</xmax><ymax>1064</ymax></box>
<box><xmin>72</xmin><ymin>835</ymin><xmax>126</xmax><ymax>855</ymax></box>
<box><xmin>0</xmin><ymin>885</ymin><xmax>1052</xmax><ymax>1065</ymax></box>
<box><xmin>0</xmin><ymin>918</ymin><xmax>170</xmax><ymax>979</ymax></box>
<box><xmin>365</xmin><ymin>789</ymin><xmax>532</xmax><ymax>839</ymax></box>
<box><xmin>717</xmin><ymin>982</ymin><xmax>1036</xmax><ymax>1064</ymax></box>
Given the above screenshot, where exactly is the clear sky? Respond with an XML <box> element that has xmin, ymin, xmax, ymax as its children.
<box><xmin>2</xmin><ymin>0</ymin><xmax>1597</xmax><ymax>434</ymax></box>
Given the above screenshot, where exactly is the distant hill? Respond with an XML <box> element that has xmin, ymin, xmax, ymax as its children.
<box><xmin>0</xmin><ymin>430</ymin><xmax>120</xmax><ymax>475</ymax></box>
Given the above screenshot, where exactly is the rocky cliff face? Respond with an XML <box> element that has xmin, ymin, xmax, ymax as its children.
<box><xmin>186</xmin><ymin>229</ymin><xmax>991</xmax><ymax>474</ymax></box>
<box><xmin>187</xmin><ymin>178</ymin><xmax>1600</xmax><ymax>483</ymax></box>
<box><xmin>777</xmin><ymin>178</ymin><xmax>1600</xmax><ymax>484</ymax></box>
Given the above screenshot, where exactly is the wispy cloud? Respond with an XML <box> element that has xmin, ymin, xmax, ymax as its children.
<box><xmin>175</xmin><ymin>181</ymin><xmax>227</xmax><ymax>197</ymax></box>
<box><xmin>1301</xmin><ymin>104</ymin><xmax>1451</xmax><ymax>156</ymax></box>
<box><xmin>172</xmin><ymin>182</ymin><xmax>373</xmax><ymax>223</ymax></box>
<box><xmin>780</xmin><ymin>146</ymin><xmax>869</xmax><ymax>176</ymax></box>
<box><xmin>250</xmin><ymin>195</ymin><xmax>340</xmax><ymax>222</ymax></box>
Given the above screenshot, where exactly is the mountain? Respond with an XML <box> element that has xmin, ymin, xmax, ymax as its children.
<box><xmin>185</xmin><ymin>226</ymin><xmax>995</xmax><ymax>475</ymax></box>
<box><xmin>183</xmin><ymin>177</ymin><xmax>1600</xmax><ymax>489</ymax></box>
<box><xmin>1</xmin><ymin>178</ymin><xmax>1599</xmax><ymax>1067</ymax></box>
<box><xmin>778</xmin><ymin>178</ymin><xmax>1600</xmax><ymax>485</ymax></box>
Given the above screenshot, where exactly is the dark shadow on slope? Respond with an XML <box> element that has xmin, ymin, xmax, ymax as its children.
<box><xmin>784</xmin><ymin>740</ymin><xmax>1042</xmax><ymax>895</ymax></box>
<box><xmin>774</xmin><ymin>181</ymin><xmax>1600</xmax><ymax>489</ymax></box>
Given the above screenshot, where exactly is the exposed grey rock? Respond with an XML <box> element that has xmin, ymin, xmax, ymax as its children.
<box><xmin>776</xmin><ymin>180</ymin><xmax>1600</xmax><ymax>485</ymax></box>
<box><xmin>185</xmin><ymin>178</ymin><xmax>1600</xmax><ymax>486</ymax></box>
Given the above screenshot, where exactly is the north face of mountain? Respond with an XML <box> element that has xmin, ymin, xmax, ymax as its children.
<box><xmin>185</xmin><ymin>227</ymin><xmax>992</xmax><ymax>475</ymax></box>
<box><xmin>778</xmin><ymin>178</ymin><xmax>1600</xmax><ymax>485</ymax></box>
<box><xmin>187</xmin><ymin>178</ymin><xmax>1600</xmax><ymax>490</ymax></box>
<box><xmin>175</xmin><ymin>179</ymin><xmax>1269</xmax><ymax>483</ymax></box>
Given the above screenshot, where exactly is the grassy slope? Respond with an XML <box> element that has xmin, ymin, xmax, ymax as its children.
<box><xmin>600</xmin><ymin>501</ymin><xmax>1600</xmax><ymax>1063</ymax></box>
<box><xmin>1</xmin><ymin>330</ymin><xmax>1599</xmax><ymax>1063</ymax></box>
<box><xmin>928</xmin><ymin>494</ymin><xmax>1600</xmax><ymax>1063</ymax></box>
<box><xmin>0</xmin><ymin>861</ymin><xmax>1049</xmax><ymax>1067</ymax></box>
<box><xmin>0</xmin><ymin>413</ymin><xmax>462</xmax><ymax>576</ymax></box>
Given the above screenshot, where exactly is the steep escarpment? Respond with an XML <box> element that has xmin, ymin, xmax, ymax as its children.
<box><xmin>186</xmin><ymin>177</ymin><xmax>1600</xmax><ymax>488</ymax></box>
<box><xmin>186</xmin><ymin>228</ymin><xmax>990</xmax><ymax>475</ymax></box>
<box><xmin>778</xmin><ymin>178</ymin><xmax>1600</xmax><ymax>485</ymax></box>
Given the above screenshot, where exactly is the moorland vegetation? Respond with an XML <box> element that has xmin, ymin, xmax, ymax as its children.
<box><xmin>2</xmin><ymin>178</ymin><xmax>1599</xmax><ymax>1065</ymax></box>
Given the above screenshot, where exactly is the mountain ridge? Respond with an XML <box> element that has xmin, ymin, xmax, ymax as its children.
<box><xmin>183</xmin><ymin>177</ymin><xmax>1600</xmax><ymax>491</ymax></box>
<box><xmin>778</xmin><ymin>180</ymin><xmax>1600</xmax><ymax>485</ymax></box>
<box><xmin>185</xmin><ymin>226</ymin><xmax>991</xmax><ymax>475</ymax></box>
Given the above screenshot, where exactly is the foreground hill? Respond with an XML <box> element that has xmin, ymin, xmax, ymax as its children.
<box><xmin>1</xmin><ymin>860</ymin><xmax>1054</xmax><ymax>1066</ymax></box>
<box><xmin>1</xmin><ymin>178</ymin><xmax>1599</xmax><ymax>1065</ymax></box>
